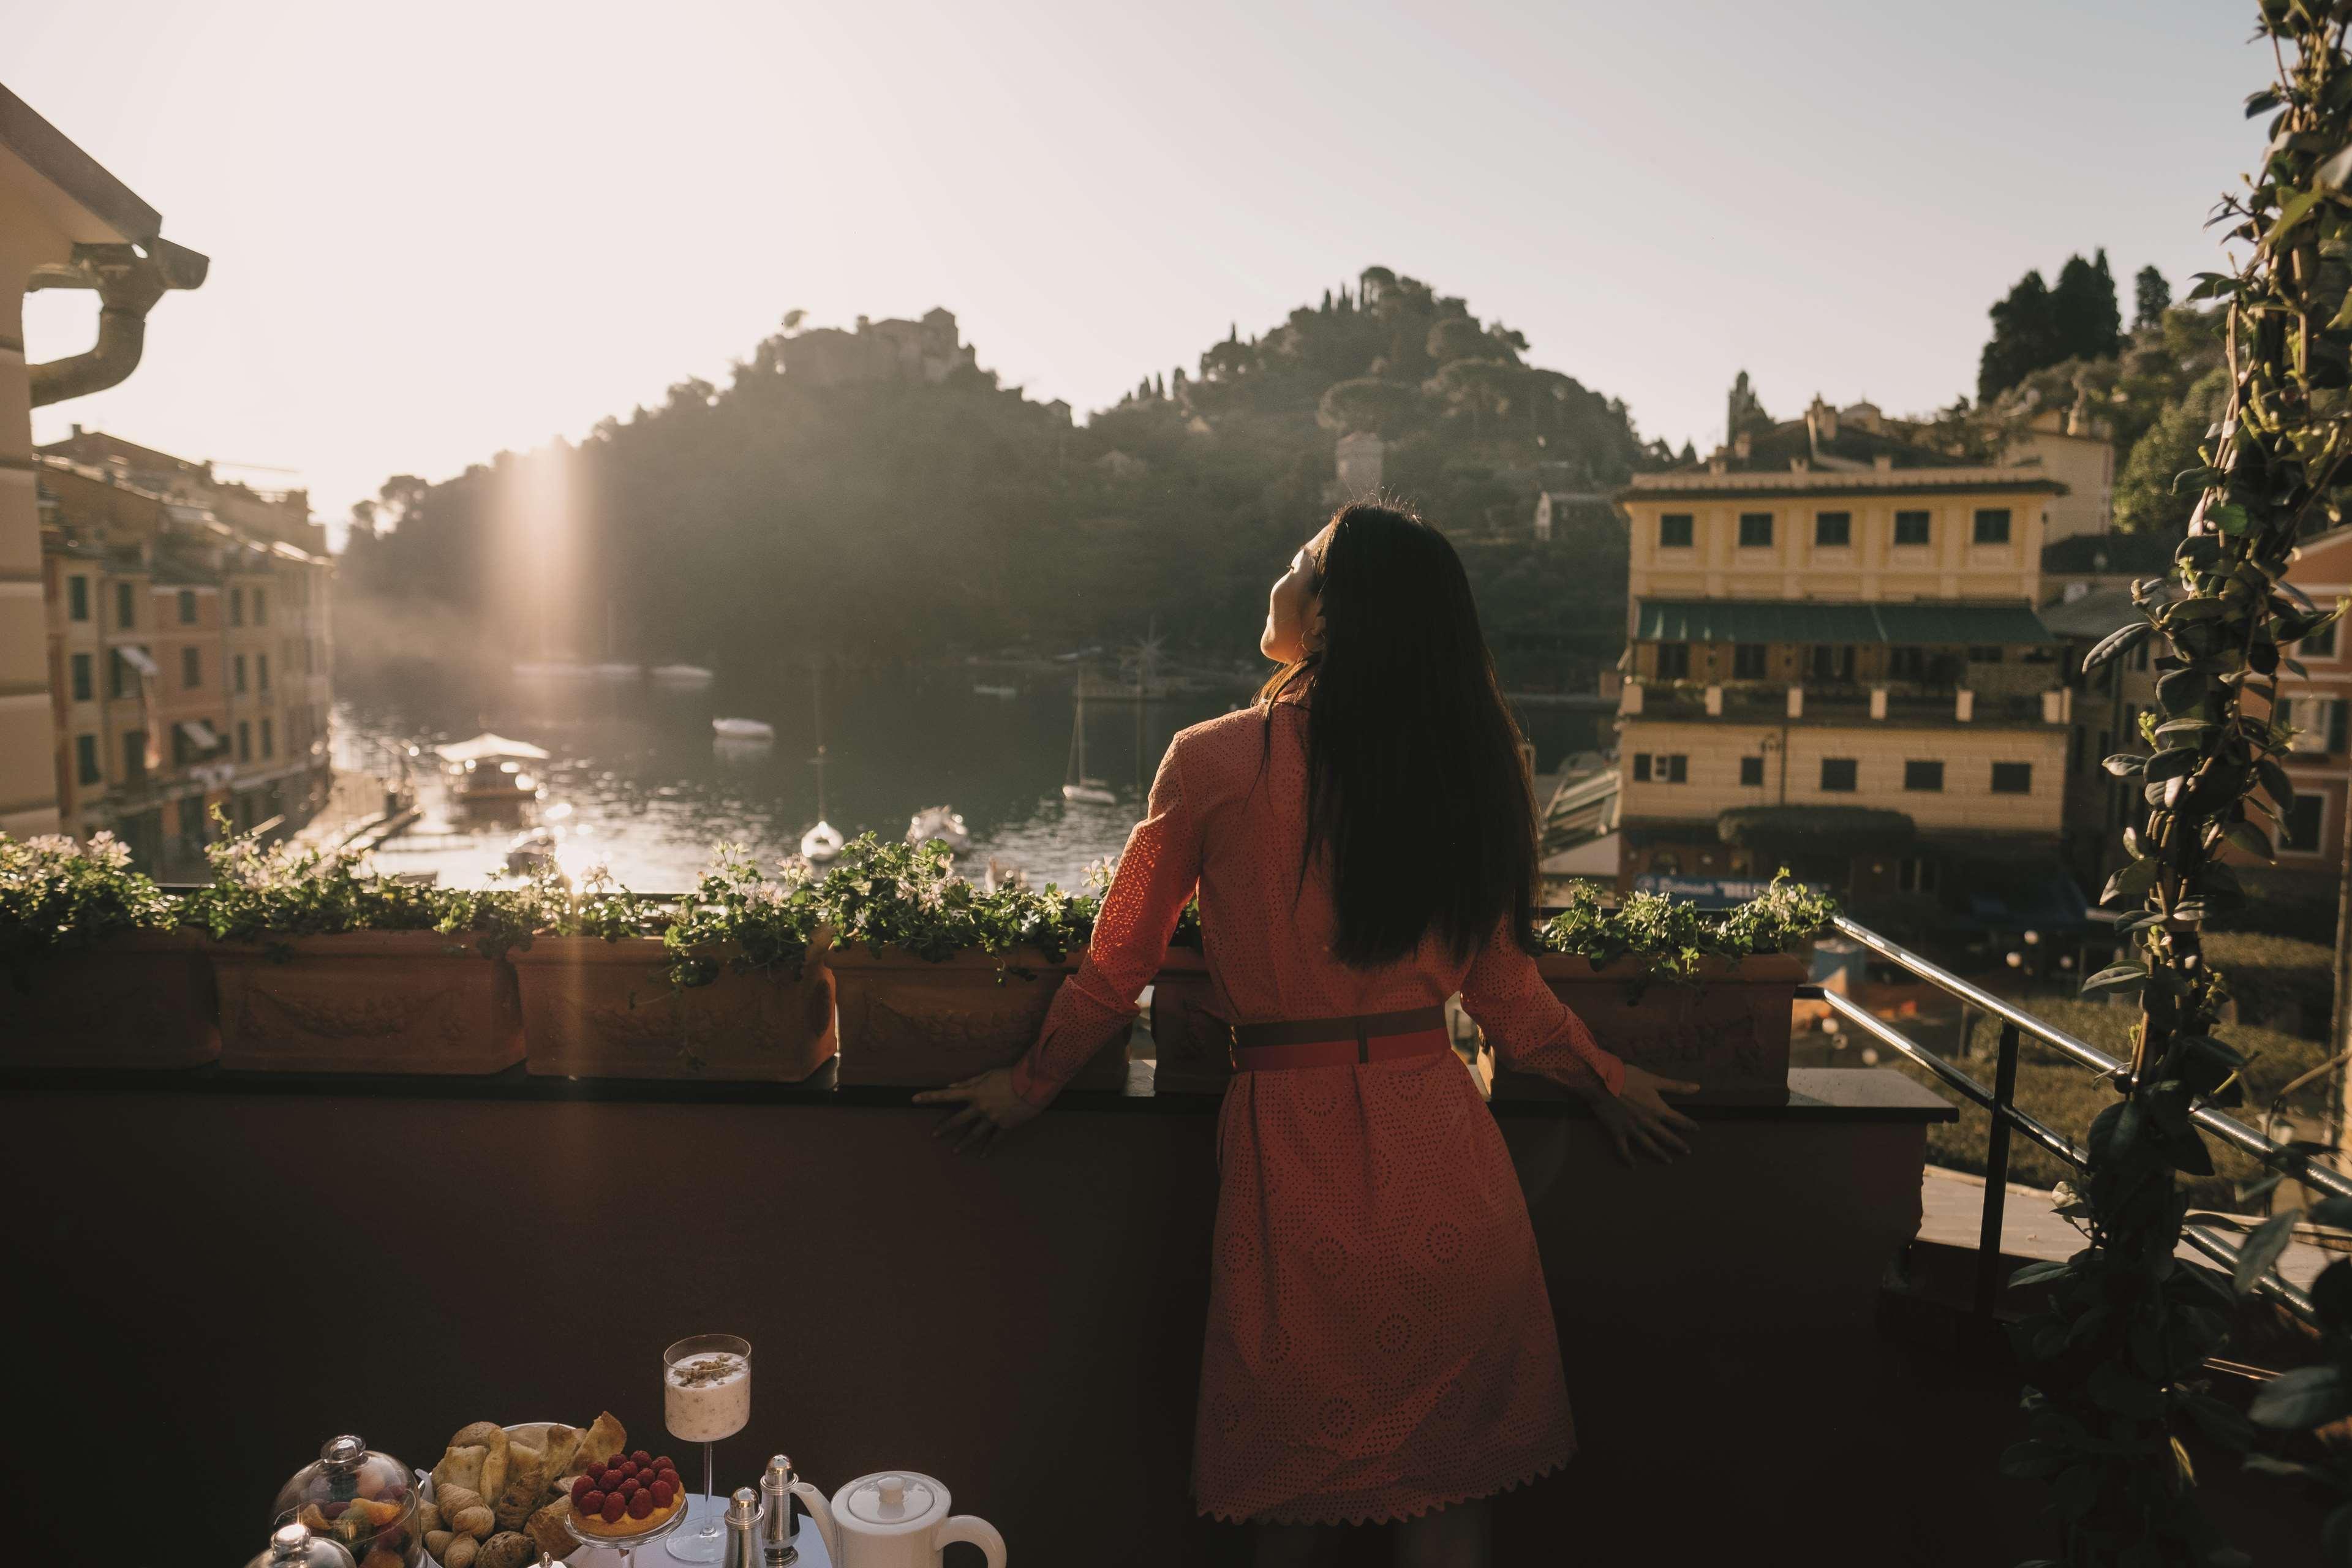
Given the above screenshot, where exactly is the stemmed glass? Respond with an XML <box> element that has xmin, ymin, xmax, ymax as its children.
<box><xmin>662</xmin><ymin>1335</ymin><xmax>752</xmax><ymax>1564</ymax></box>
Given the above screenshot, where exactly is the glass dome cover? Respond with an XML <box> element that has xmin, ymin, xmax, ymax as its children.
<box><xmin>271</xmin><ymin>1434</ymin><xmax>423</xmax><ymax>1568</ymax></box>
<box><xmin>244</xmin><ymin>1523</ymin><xmax>359</xmax><ymax>1568</ymax></box>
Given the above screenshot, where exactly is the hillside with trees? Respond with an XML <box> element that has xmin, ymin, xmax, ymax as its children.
<box><xmin>338</xmin><ymin>268</ymin><xmax>1654</xmax><ymax>683</ymax></box>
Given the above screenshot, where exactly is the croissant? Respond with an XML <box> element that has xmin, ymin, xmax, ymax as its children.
<box><xmin>431</xmin><ymin>1446</ymin><xmax>485</xmax><ymax>1501</ymax></box>
<box><xmin>491</xmin><ymin>1441</ymin><xmax>546</xmax><ymax>1531</ymax></box>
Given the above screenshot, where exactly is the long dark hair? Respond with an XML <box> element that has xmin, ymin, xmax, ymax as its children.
<box><xmin>1261</xmin><ymin>501</ymin><xmax>1539</xmax><ymax>967</ymax></box>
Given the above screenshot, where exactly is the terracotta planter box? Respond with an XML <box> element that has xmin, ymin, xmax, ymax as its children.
<box><xmin>513</xmin><ymin>936</ymin><xmax>837</xmax><ymax>1082</ymax></box>
<box><xmin>211</xmin><ymin>930</ymin><xmax>524</xmax><ymax>1074</ymax></box>
<box><xmin>1</xmin><ymin>929</ymin><xmax>219</xmax><ymax>1069</ymax></box>
<box><xmin>1147</xmin><ymin>948</ymin><xmax>1232</xmax><ymax>1093</ymax></box>
<box><xmin>1491</xmin><ymin>951</ymin><xmax>1806</xmax><ymax>1104</ymax></box>
<box><xmin>825</xmin><ymin>944</ymin><xmax>1129</xmax><ymax>1090</ymax></box>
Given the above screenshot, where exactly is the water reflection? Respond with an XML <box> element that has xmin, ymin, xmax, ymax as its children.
<box><xmin>333</xmin><ymin>663</ymin><xmax>1603</xmax><ymax>892</ymax></box>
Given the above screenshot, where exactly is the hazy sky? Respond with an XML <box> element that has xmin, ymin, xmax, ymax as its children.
<box><xmin>13</xmin><ymin>1</ymin><xmax>2266</xmax><ymax>533</ymax></box>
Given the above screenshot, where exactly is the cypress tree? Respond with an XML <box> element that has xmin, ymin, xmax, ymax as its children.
<box><xmin>1978</xmin><ymin>270</ymin><xmax>2061</xmax><ymax>400</ymax></box>
<box><xmin>2052</xmin><ymin>249</ymin><xmax>2123</xmax><ymax>363</ymax></box>
<box><xmin>2134</xmin><ymin>265</ymin><xmax>2173</xmax><ymax>330</ymax></box>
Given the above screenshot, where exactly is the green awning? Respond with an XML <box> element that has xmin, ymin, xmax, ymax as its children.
<box><xmin>1717</xmin><ymin>806</ymin><xmax>1915</xmax><ymax>849</ymax></box>
<box><xmin>1637</xmin><ymin>598</ymin><xmax>2055</xmax><ymax>646</ymax></box>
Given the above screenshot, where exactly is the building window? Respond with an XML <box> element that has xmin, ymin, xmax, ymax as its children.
<box><xmin>230</xmin><ymin>587</ymin><xmax>244</xmax><ymax>626</ymax></box>
<box><xmin>1738</xmin><ymin>512</ymin><xmax>1774</xmax><ymax>548</ymax></box>
<box><xmin>1659</xmin><ymin>513</ymin><xmax>1694</xmax><ymax>548</ymax></box>
<box><xmin>75</xmin><ymin>734</ymin><xmax>100</xmax><ymax>786</ymax></box>
<box><xmin>1973</xmin><ymin>508</ymin><xmax>2012</xmax><ymax>545</ymax></box>
<box><xmin>254</xmin><ymin>588</ymin><xmax>268</xmax><ymax>625</ymax></box>
<box><xmin>1740</xmin><ymin>756</ymin><xmax>1765</xmax><ymax>786</ymax></box>
<box><xmin>234</xmin><ymin>654</ymin><xmax>248</xmax><ymax>693</ymax></box>
<box><xmin>123</xmin><ymin>731</ymin><xmax>147</xmax><ymax>783</ymax></box>
<box><xmin>2285</xmin><ymin>796</ymin><xmax>2325</xmax><ymax>852</ymax></box>
<box><xmin>1991</xmin><ymin>762</ymin><xmax>2034</xmax><ymax>794</ymax></box>
<box><xmin>115</xmin><ymin>581</ymin><xmax>135</xmax><ymax>628</ymax></box>
<box><xmin>258</xmin><ymin>653</ymin><xmax>271</xmax><ymax>692</ymax></box>
<box><xmin>1632</xmin><ymin>753</ymin><xmax>1687</xmax><ymax>784</ymax></box>
<box><xmin>1904</xmin><ymin>760</ymin><xmax>1944</xmax><ymax>791</ymax></box>
<box><xmin>1821</xmin><ymin>758</ymin><xmax>1858</xmax><ymax>792</ymax></box>
<box><xmin>70</xmin><ymin>652</ymin><xmax>92</xmax><ymax>703</ymax></box>
<box><xmin>2306</xmin><ymin>620</ymin><xmax>2340</xmax><ymax>659</ymax></box>
<box><xmin>1809</xmin><ymin>645</ymin><xmax>1855</xmax><ymax>682</ymax></box>
<box><xmin>1899</xmin><ymin>857</ymin><xmax>1940</xmax><ymax>894</ymax></box>
<box><xmin>1894</xmin><ymin>510</ymin><xmax>1931</xmax><ymax>546</ymax></box>
<box><xmin>1814</xmin><ymin>511</ymin><xmax>1852</xmax><ymax>547</ymax></box>
<box><xmin>68</xmin><ymin>576</ymin><xmax>89</xmax><ymax>622</ymax></box>
<box><xmin>177</xmin><ymin>589</ymin><xmax>197</xmax><ymax>624</ymax></box>
<box><xmin>110</xmin><ymin>649</ymin><xmax>134</xmax><ymax>700</ymax></box>
<box><xmin>181</xmin><ymin>647</ymin><xmax>202</xmax><ymax>688</ymax></box>
<box><xmin>261</xmin><ymin>717</ymin><xmax>274</xmax><ymax>758</ymax></box>
<box><xmin>1632</xmin><ymin>754</ymin><xmax>1649</xmax><ymax>782</ymax></box>
<box><xmin>238</xmin><ymin>720</ymin><xmax>252</xmax><ymax>761</ymax></box>
<box><xmin>1967</xmin><ymin>645</ymin><xmax>2005</xmax><ymax>664</ymax></box>
<box><xmin>2283</xmin><ymin>696</ymin><xmax>2351</xmax><ymax>755</ymax></box>
<box><xmin>1732</xmin><ymin>644</ymin><xmax>1766</xmax><ymax>680</ymax></box>
<box><xmin>1654</xmin><ymin>643</ymin><xmax>1691</xmax><ymax>680</ymax></box>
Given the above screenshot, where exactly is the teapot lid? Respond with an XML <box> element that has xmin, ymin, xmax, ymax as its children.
<box><xmin>841</xmin><ymin>1471</ymin><xmax>945</xmax><ymax>1532</ymax></box>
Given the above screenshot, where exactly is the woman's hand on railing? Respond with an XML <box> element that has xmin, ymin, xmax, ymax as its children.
<box><xmin>916</xmin><ymin>1068</ymin><xmax>1042</xmax><ymax>1156</ymax></box>
<box><xmin>1587</xmin><ymin>1066</ymin><xmax>1700</xmax><ymax>1165</ymax></box>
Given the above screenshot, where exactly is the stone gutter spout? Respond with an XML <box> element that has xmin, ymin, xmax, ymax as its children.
<box><xmin>27</xmin><ymin>236</ymin><xmax>208</xmax><ymax>407</ymax></box>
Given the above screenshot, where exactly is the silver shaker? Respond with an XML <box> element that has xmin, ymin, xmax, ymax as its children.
<box><xmin>760</xmin><ymin>1454</ymin><xmax>800</xmax><ymax>1563</ymax></box>
<box><xmin>724</xmin><ymin>1486</ymin><xmax>766</xmax><ymax>1568</ymax></box>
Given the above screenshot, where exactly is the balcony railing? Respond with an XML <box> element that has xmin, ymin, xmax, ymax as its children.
<box><xmin>1623</xmin><ymin>680</ymin><xmax>2070</xmax><ymax>726</ymax></box>
<box><xmin>1812</xmin><ymin>916</ymin><xmax>2349</xmax><ymax>1323</ymax></box>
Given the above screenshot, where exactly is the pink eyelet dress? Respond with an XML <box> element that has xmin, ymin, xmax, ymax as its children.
<box><xmin>1008</xmin><ymin>692</ymin><xmax>1625</xmax><ymax>1526</ymax></box>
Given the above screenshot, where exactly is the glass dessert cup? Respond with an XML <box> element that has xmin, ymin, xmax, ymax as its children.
<box><xmin>660</xmin><ymin>1334</ymin><xmax>752</xmax><ymax>1564</ymax></box>
<box><xmin>566</xmin><ymin>1481</ymin><xmax>692</xmax><ymax>1568</ymax></box>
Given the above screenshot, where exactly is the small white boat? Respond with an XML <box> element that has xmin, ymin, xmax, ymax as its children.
<box><xmin>973</xmin><ymin>684</ymin><xmax>1019</xmax><ymax>699</ymax></box>
<box><xmin>593</xmin><ymin>662</ymin><xmax>643</xmax><ymax>680</ymax></box>
<box><xmin>801</xmin><ymin>820</ymin><xmax>844</xmax><ymax>862</ymax></box>
<box><xmin>511</xmin><ymin>660</ymin><xmax>593</xmax><ymax>679</ymax></box>
<box><xmin>652</xmin><ymin>663</ymin><xmax>715</xmax><ymax>685</ymax></box>
<box><xmin>504</xmin><ymin>826</ymin><xmax>562</xmax><ymax>876</ymax></box>
<box><xmin>712</xmin><ymin>717</ymin><xmax>775</xmax><ymax>741</ymax></box>
<box><xmin>907</xmin><ymin>805</ymin><xmax>971</xmax><ymax>852</ymax></box>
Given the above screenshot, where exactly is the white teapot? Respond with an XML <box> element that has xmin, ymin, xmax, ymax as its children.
<box><xmin>789</xmin><ymin>1470</ymin><xmax>1006</xmax><ymax>1568</ymax></box>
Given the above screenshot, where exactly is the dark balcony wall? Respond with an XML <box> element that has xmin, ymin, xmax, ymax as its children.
<box><xmin>1</xmin><ymin>1069</ymin><xmax>1953</xmax><ymax>1566</ymax></box>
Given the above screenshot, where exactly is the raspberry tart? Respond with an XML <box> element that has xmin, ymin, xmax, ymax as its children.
<box><xmin>567</xmin><ymin>1449</ymin><xmax>688</xmax><ymax>1539</ymax></box>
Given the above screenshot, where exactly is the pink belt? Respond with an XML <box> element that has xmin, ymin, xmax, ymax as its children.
<box><xmin>1229</xmin><ymin>1005</ymin><xmax>1452</xmax><ymax>1072</ymax></box>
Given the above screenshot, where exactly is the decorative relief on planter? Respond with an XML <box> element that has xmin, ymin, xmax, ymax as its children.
<box><xmin>824</xmin><ymin>945</ymin><xmax>1128</xmax><ymax>1090</ymax></box>
<box><xmin>211</xmin><ymin>932</ymin><xmax>524</xmax><ymax>1074</ymax></box>
<box><xmin>1490</xmin><ymin>952</ymin><xmax>1803</xmax><ymax>1105</ymax></box>
<box><xmin>514</xmin><ymin>937</ymin><xmax>837</xmax><ymax>1082</ymax></box>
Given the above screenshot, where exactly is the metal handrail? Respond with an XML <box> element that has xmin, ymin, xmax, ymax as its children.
<box><xmin>1819</xmin><ymin>914</ymin><xmax>2348</xmax><ymax>1325</ymax></box>
<box><xmin>1833</xmin><ymin>916</ymin><xmax>2352</xmax><ymax>1205</ymax></box>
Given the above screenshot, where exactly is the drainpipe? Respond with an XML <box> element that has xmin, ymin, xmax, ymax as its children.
<box><xmin>26</xmin><ymin>238</ymin><xmax>208</xmax><ymax>407</ymax></box>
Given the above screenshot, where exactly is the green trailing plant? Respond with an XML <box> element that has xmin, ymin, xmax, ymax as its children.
<box><xmin>2231</xmin><ymin>1194</ymin><xmax>2352</xmax><ymax>1554</ymax></box>
<box><xmin>663</xmin><ymin>844</ymin><xmax>824</xmax><ymax>988</ymax></box>
<box><xmin>184</xmin><ymin>816</ymin><xmax>548</xmax><ymax>960</ymax></box>
<box><xmin>2009</xmin><ymin>10</ymin><xmax>2352</xmax><ymax>1564</ymax></box>
<box><xmin>821</xmin><ymin>833</ymin><xmax>1098</xmax><ymax>964</ymax></box>
<box><xmin>0</xmin><ymin>831</ymin><xmax>177</xmax><ymax>979</ymax></box>
<box><xmin>1534</xmin><ymin>872</ymin><xmax>1837</xmax><ymax>986</ymax></box>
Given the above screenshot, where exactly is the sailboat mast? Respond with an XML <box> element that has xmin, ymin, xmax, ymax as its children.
<box><xmin>812</xmin><ymin>665</ymin><xmax>829</xmax><ymax>819</ymax></box>
<box><xmin>1069</xmin><ymin>684</ymin><xmax>1087</xmax><ymax>781</ymax></box>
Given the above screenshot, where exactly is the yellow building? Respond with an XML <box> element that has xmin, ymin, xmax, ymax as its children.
<box><xmin>37</xmin><ymin>441</ymin><xmax>334</xmax><ymax>875</ymax></box>
<box><xmin>0</xmin><ymin>82</ymin><xmax>204</xmax><ymax>839</ymax></box>
<box><xmin>1614</xmin><ymin>394</ymin><xmax>2093</xmax><ymax>938</ymax></box>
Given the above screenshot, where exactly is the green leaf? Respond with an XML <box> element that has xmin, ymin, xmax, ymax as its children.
<box><xmin>2249</xmin><ymin>1364</ymin><xmax>2351</xmax><ymax>1428</ymax></box>
<box><xmin>2103</xmin><ymin>753</ymin><xmax>2148</xmax><ymax>777</ymax></box>
<box><xmin>2221</xmin><ymin>820</ymin><xmax>2276</xmax><ymax>862</ymax></box>
<box><xmin>2084</xmin><ymin>620</ymin><xmax>2154</xmax><ymax>673</ymax></box>
<box><xmin>2248</xmin><ymin>89</ymin><xmax>2284</xmax><ymax>119</ymax></box>
<box><xmin>2049</xmin><ymin>1462</ymin><xmax>2103</xmax><ymax>1520</ymax></box>
<box><xmin>2082</xmin><ymin>962</ymin><xmax>2150</xmax><ymax>995</ymax></box>
<box><xmin>2089</xmin><ymin>1358</ymin><xmax>2169</xmax><ymax>1417</ymax></box>
<box><xmin>2208</xmin><ymin>502</ymin><xmax>2253</xmax><ymax>536</ymax></box>
<box><xmin>2234</xmin><ymin>1210</ymin><xmax>2301</xmax><ymax>1296</ymax></box>
<box><xmin>2264</xmin><ymin>186</ymin><xmax>2330</xmax><ymax>254</ymax></box>
<box><xmin>2100</xmin><ymin>859</ymin><xmax>2160</xmax><ymax>907</ymax></box>
<box><xmin>2007</xmin><ymin>1259</ymin><xmax>2075</xmax><ymax>1291</ymax></box>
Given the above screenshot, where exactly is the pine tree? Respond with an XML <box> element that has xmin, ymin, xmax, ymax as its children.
<box><xmin>2134</xmin><ymin>264</ymin><xmax>2173</xmax><ymax>330</ymax></box>
<box><xmin>1978</xmin><ymin>270</ymin><xmax>2061</xmax><ymax>400</ymax></box>
<box><xmin>2052</xmin><ymin>249</ymin><xmax>2124</xmax><ymax>363</ymax></box>
<box><xmin>1321</xmin><ymin>287</ymin><xmax>1333</xmax><ymax>312</ymax></box>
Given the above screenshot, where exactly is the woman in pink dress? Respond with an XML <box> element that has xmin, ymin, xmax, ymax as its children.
<box><xmin>919</xmin><ymin>502</ymin><xmax>1697</xmax><ymax>1566</ymax></box>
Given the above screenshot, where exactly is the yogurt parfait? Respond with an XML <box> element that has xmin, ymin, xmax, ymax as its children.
<box><xmin>664</xmin><ymin>1345</ymin><xmax>752</xmax><ymax>1443</ymax></box>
